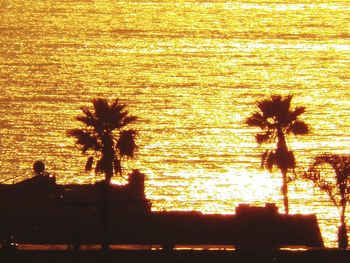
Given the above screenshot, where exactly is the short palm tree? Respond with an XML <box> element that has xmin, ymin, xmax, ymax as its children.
<box><xmin>245</xmin><ymin>95</ymin><xmax>309</xmax><ymax>214</ymax></box>
<box><xmin>303</xmin><ymin>154</ymin><xmax>349</xmax><ymax>249</ymax></box>
<box><xmin>68</xmin><ymin>98</ymin><xmax>137</xmax><ymax>250</ymax></box>
<box><xmin>68</xmin><ymin>98</ymin><xmax>137</xmax><ymax>183</ymax></box>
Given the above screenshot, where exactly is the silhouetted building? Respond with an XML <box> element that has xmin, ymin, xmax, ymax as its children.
<box><xmin>0</xmin><ymin>171</ymin><xmax>323</xmax><ymax>249</ymax></box>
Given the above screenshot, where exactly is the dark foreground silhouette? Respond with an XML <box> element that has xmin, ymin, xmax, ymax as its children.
<box><xmin>0</xmin><ymin>170</ymin><xmax>323</xmax><ymax>251</ymax></box>
<box><xmin>1</xmin><ymin>248</ymin><xmax>350</xmax><ymax>263</ymax></box>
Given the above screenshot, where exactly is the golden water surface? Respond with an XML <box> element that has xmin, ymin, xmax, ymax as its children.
<box><xmin>0</xmin><ymin>0</ymin><xmax>349</xmax><ymax>247</ymax></box>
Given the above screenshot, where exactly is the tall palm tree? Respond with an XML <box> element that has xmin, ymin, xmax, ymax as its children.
<box><xmin>68</xmin><ymin>98</ymin><xmax>137</xmax><ymax>250</ymax></box>
<box><xmin>68</xmin><ymin>98</ymin><xmax>137</xmax><ymax>182</ymax></box>
<box><xmin>245</xmin><ymin>95</ymin><xmax>309</xmax><ymax>214</ymax></box>
<box><xmin>303</xmin><ymin>154</ymin><xmax>349</xmax><ymax>249</ymax></box>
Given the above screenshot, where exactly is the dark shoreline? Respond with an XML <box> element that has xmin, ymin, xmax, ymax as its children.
<box><xmin>1</xmin><ymin>249</ymin><xmax>349</xmax><ymax>263</ymax></box>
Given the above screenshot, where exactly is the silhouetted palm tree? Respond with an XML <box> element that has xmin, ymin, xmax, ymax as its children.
<box><xmin>68</xmin><ymin>98</ymin><xmax>137</xmax><ymax>183</ymax></box>
<box><xmin>303</xmin><ymin>154</ymin><xmax>349</xmax><ymax>249</ymax></box>
<box><xmin>245</xmin><ymin>95</ymin><xmax>309</xmax><ymax>214</ymax></box>
<box><xmin>68</xmin><ymin>98</ymin><xmax>137</xmax><ymax>250</ymax></box>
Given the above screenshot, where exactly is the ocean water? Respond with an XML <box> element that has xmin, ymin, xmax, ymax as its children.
<box><xmin>0</xmin><ymin>0</ymin><xmax>349</xmax><ymax>247</ymax></box>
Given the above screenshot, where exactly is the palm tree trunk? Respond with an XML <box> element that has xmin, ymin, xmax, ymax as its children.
<box><xmin>281</xmin><ymin>168</ymin><xmax>289</xmax><ymax>215</ymax></box>
<box><xmin>338</xmin><ymin>204</ymin><xmax>348</xmax><ymax>249</ymax></box>
<box><xmin>277</xmin><ymin>127</ymin><xmax>289</xmax><ymax>215</ymax></box>
<box><xmin>99</xmin><ymin>180</ymin><xmax>110</xmax><ymax>251</ymax></box>
<box><xmin>99</xmin><ymin>139</ymin><xmax>113</xmax><ymax>251</ymax></box>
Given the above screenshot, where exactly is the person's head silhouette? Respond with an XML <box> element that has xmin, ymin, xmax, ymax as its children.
<box><xmin>33</xmin><ymin>160</ymin><xmax>45</xmax><ymax>176</ymax></box>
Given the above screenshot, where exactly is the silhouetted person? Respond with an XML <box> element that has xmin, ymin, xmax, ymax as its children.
<box><xmin>32</xmin><ymin>160</ymin><xmax>56</xmax><ymax>185</ymax></box>
<box><xmin>33</xmin><ymin>160</ymin><xmax>46</xmax><ymax>176</ymax></box>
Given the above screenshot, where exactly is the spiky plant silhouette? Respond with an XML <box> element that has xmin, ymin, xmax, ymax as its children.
<box><xmin>246</xmin><ymin>95</ymin><xmax>309</xmax><ymax>214</ymax></box>
<box><xmin>68</xmin><ymin>98</ymin><xmax>137</xmax><ymax>182</ymax></box>
<box><xmin>303</xmin><ymin>154</ymin><xmax>349</xmax><ymax>249</ymax></box>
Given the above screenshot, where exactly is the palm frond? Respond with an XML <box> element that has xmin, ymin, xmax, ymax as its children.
<box><xmin>304</xmin><ymin>168</ymin><xmax>340</xmax><ymax>208</ymax></box>
<box><xmin>107</xmin><ymin>100</ymin><xmax>138</xmax><ymax>129</ymax></box>
<box><xmin>276</xmin><ymin>95</ymin><xmax>293</xmax><ymax>124</ymax></box>
<box><xmin>76</xmin><ymin>107</ymin><xmax>96</xmax><ymax>127</ymax></box>
<box><xmin>85</xmin><ymin>156</ymin><xmax>94</xmax><ymax>172</ymax></box>
<box><xmin>113</xmin><ymin>158</ymin><xmax>122</xmax><ymax>176</ymax></box>
<box><xmin>288</xmin><ymin>120</ymin><xmax>309</xmax><ymax>135</ymax></box>
<box><xmin>261</xmin><ymin>150</ymin><xmax>275</xmax><ymax>171</ymax></box>
<box><xmin>245</xmin><ymin>112</ymin><xmax>268</xmax><ymax>129</ymax></box>
<box><xmin>117</xmin><ymin>130</ymin><xmax>137</xmax><ymax>157</ymax></box>
<box><xmin>256</xmin><ymin>132</ymin><xmax>272</xmax><ymax>144</ymax></box>
<box><xmin>258</xmin><ymin>95</ymin><xmax>293</xmax><ymax>121</ymax></box>
<box><xmin>93</xmin><ymin>98</ymin><xmax>110</xmax><ymax>123</ymax></box>
<box><xmin>314</xmin><ymin>154</ymin><xmax>350</xmax><ymax>181</ymax></box>
<box><xmin>110</xmin><ymin>104</ymin><xmax>126</xmax><ymax>129</ymax></box>
<box><xmin>261</xmin><ymin>150</ymin><xmax>269</xmax><ymax>168</ymax></box>
<box><xmin>289</xmin><ymin>106</ymin><xmax>306</xmax><ymax>121</ymax></box>
<box><xmin>304</xmin><ymin>154</ymin><xmax>350</xmax><ymax>215</ymax></box>
<box><xmin>257</xmin><ymin>98</ymin><xmax>276</xmax><ymax>119</ymax></box>
<box><xmin>111</xmin><ymin>98</ymin><xmax>125</xmax><ymax>112</ymax></box>
<box><xmin>68</xmin><ymin>129</ymin><xmax>100</xmax><ymax>153</ymax></box>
